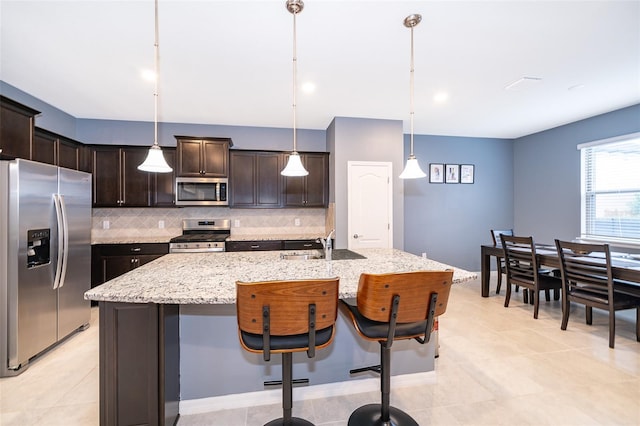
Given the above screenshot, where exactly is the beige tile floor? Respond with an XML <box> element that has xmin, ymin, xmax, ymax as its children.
<box><xmin>2</xmin><ymin>274</ymin><xmax>639</xmax><ymax>425</ymax></box>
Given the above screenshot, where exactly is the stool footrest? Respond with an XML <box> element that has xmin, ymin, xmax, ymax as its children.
<box><xmin>349</xmin><ymin>365</ymin><xmax>381</xmax><ymax>375</ymax></box>
<box><xmin>264</xmin><ymin>378</ymin><xmax>309</xmax><ymax>387</ymax></box>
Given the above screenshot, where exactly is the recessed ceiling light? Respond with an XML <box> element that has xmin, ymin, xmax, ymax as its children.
<box><xmin>301</xmin><ymin>82</ymin><xmax>316</xmax><ymax>94</ymax></box>
<box><xmin>433</xmin><ymin>91</ymin><xmax>449</xmax><ymax>103</ymax></box>
<box><xmin>141</xmin><ymin>69</ymin><xmax>156</xmax><ymax>82</ymax></box>
<box><xmin>505</xmin><ymin>76</ymin><xmax>542</xmax><ymax>91</ymax></box>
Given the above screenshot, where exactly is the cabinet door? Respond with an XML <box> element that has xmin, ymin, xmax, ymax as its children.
<box><xmin>102</xmin><ymin>256</ymin><xmax>135</xmax><ymax>282</ymax></box>
<box><xmin>176</xmin><ymin>139</ymin><xmax>203</xmax><ymax>176</ymax></box>
<box><xmin>153</xmin><ymin>148</ymin><xmax>176</xmax><ymax>207</ymax></box>
<box><xmin>57</xmin><ymin>138</ymin><xmax>80</xmax><ymax>170</ymax></box>
<box><xmin>256</xmin><ymin>152</ymin><xmax>283</xmax><ymax>207</ymax></box>
<box><xmin>229</xmin><ymin>151</ymin><xmax>257</xmax><ymax>207</ymax></box>
<box><xmin>283</xmin><ymin>153</ymin><xmax>328</xmax><ymax>207</ymax></box>
<box><xmin>202</xmin><ymin>140</ymin><xmax>228</xmax><ymax>176</ymax></box>
<box><xmin>0</xmin><ymin>97</ymin><xmax>37</xmax><ymax>160</ymax></box>
<box><xmin>32</xmin><ymin>130</ymin><xmax>57</xmax><ymax>165</ymax></box>
<box><xmin>302</xmin><ymin>153</ymin><xmax>329</xmax><ymax>207</ymax></box>
<box><xmin>121</xmin><ymin>148</ymin><xmax>152</xmax><ymax>207</ymax></box>
<box><xmin>93</xmin><ymin>147</ymin><xmax>122</xmax><ymax>206</ymax></box>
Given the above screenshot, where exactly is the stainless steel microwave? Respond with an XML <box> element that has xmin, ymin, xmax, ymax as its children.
<box><xmin>175</xmin><ymin>177</ymin><xmax>228</xmax><ymax>206</ymax></box>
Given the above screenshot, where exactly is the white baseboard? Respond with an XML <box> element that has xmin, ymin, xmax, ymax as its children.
<box><xmin>179</xmin><ymin>371</ymin><xmax>436</xmax><ymax>415</ymax></box>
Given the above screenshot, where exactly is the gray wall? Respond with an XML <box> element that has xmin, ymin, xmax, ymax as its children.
<box><xmin>76</xmin><ymin>118</ymin><xmax>326</xmax><ymax>152</ymax></box>
<box><xmin>403</xmin><ymin>135</ymin><xmax>513</xmax><ymax>272</ymax></box>
<box><xmin>514</xmin><ymin>104</ymin><xmax>640</xmax><ymax>247</ymax></box>
<box><xmin>327</xmin><ymin>117</ymin><xmax>405</xmax><ymax>250</ymax></box>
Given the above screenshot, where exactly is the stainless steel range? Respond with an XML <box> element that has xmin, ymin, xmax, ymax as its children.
<box><xmin>169</xmin><ymin>219</ymin><xmax>230</xmax><ymax>253</ymax></box>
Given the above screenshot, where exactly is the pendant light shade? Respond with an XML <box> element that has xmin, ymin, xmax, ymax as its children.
<box><xmin>138</xmin><ymin>0</ymin><xmax>172</xmax><ymax>173</ymax></box>
<box><xmin>281</xmin><ymin>0</ymin><xmax>309</xmax><ymax>177</ymax></box>
<box><xmin>399</xmin><ymin>14</ymin><xmax>426</xmax><ymax>180</ymax></box>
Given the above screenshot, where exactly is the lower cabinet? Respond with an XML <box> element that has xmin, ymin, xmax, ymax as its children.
<box><xmin>226</xmin><ymin>240</ymin><xmax>283</xmax><ymax>252</ymax></box>
<box><xmin>92</xmin><ymin>243</ymin><xmax>169</xmax><ymax>288</ymax></box>
<box><xmin>99</xmin><ymin>302</ymin><xmax>179</xmax><ymax>426</ymax></box>
<box><xmin>226</xmin><ymin>239</ymin><xmax>322</xmax><ymax>252</ymax></box>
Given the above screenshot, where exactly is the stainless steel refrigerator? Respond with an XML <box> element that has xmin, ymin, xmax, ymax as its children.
<box><xmin>1</xmin><ymin>159</ymin><xmax>92</xmax><ymax>377</ymax></box>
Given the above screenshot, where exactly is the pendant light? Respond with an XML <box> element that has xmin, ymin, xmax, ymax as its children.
<box><xmin>281</xmin><ymin>0</ymin><xmax>309</xmax><ymax>177</ymax></box>
<box><xmin>138</xmin><ymin>0</ymin><xmax>172</xmax><ymax>173</ymax></box>
<box><xmin>399</xmin><ymin>14</ymin><xmax>426</xmax><ymax>179</ymax></box>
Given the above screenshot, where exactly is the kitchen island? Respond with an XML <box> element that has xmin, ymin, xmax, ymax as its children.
<box><xmin>85</xmin><ymin>248</ymin><xmax>476</xmax><ymax>425</ymax></box>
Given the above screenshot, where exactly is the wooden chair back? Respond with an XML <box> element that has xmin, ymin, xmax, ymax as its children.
<box><xmin>554</xmin><ymin>240</ymin><xmax>613</xmax><ymax>299</ymax></box>
<box><xmin>500</xmin><ymin>234</ymin><xmax>539</xmax><ymax>289</ymax></box>
<box><xmin>236</xmin><ymin>278</ymin><xmax>339</xmax><ymax>336</ymax></box>
<box><xmin>356</xmin><ymin>270</ymin><xmax>453</xmax><ymax>323</ymax></box>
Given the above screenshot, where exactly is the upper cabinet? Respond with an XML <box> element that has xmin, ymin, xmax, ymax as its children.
<box><xmin>283</xmin><ymin>152</ymin><xmax>329</xmax><ymax>208</ymax></box>
<box><xmin>230</xmin><ymin>150</ymin><xmax>329</xmax><ymax>209</ymax></box>
<box><xmin>230</xmin><ymin>150</ymin><xmax>283</xmax><ymax>208</ymax></box>
<box><xmin>175</xmin><ymin>136</ymin><xmax>232</xmax><ymax>177</ymax></box>
<box><xmin>0</xmin><ymin>95</ymin><xmax>39</xmax><ymax>160</ymax></box>
<box><xmin>32</xmin><ymin>127</ymin><xmax>92</xmax><ymax>172</ymax></box>
<box><xmin>92</xmin><ymin>145</ymin><xmax>176</xmax><ymax>208</ymax></box>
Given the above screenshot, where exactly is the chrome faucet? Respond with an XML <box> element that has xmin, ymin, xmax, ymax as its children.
<box><xmin>320</xmin><ymin>229</ymin><xmax>335</xmax><ymax>260</ymax></box>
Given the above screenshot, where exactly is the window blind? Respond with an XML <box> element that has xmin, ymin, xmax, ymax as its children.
<box><xmin>581</xmin><ymin>135</ymin><xmax>640</xmax><ymax>244</ymax></box>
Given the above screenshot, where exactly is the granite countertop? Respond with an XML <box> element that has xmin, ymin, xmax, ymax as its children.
<box><xmin>91</xmin><ymin>236</ymin><xmax>177</xmax><ymax>245</ymax></box>
<box><xmin>227</xmin><ymin>234</ymin><xmax>323</xmax><ymax>241</ymax></box>
<box><xmin>85</xmin><ymin>248</ymin><xmax>477</xmax><ymax>304</ymax></box>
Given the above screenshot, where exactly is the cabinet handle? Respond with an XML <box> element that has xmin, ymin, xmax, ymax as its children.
<box><xmin>250</xmin><ymin>245</ymin><xmax>260</xmax><ymax>249</ymax></box>
<box><xmin>303</xmin><ymin>244</ymin><xmax>312</xmax><ymax>247</ymax></box>
<box><xmin>130</xmin><ymin>258</ymin><xmax>135</xmax><ymax>264</ymax></box>
<box><xmin>131</xmin><ymin>247</ymin><xmax>142</xmax><ymax>252</ymax></box>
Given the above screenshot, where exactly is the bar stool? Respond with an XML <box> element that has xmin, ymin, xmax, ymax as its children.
<box><xmin>236</xmin><ymin>277</ymin><xmax>340</xmax><ymax>426</ymax></box>
<box><xmin>340</xmin><ymin>270</ymin><xmax>453</xmax><ymax>426</ymax></box>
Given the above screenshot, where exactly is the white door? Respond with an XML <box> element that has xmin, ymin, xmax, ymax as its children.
<box><xmin>347</xmin><ymin>161</ymin><xmax>393</xmax><ymax>249</ymax></box>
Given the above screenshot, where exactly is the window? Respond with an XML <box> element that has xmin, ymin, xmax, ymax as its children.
<box><xmin>580</xmin><ymin>132</ymin><xmax>640</xmax><ymax>246</ymax></box>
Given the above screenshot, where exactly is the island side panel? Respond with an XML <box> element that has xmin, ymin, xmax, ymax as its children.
<box><xmin>99</xmin><ymin>302</ymin><xmax>180</xmax><ymax>426</ymax></box>
<box><xmin>179</xmin><ymin>304</ymin><xmax>435</xmax><ymax>400</ymax></box>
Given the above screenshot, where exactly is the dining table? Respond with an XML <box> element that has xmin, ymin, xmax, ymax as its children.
<box><xmin>480</xmin><ymin>243</ymin><xmax>640</xmax><ymax>297</ymax></box>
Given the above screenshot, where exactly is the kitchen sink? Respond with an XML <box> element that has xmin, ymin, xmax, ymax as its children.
<box><xmin>280</xmin><ymin>249</ymin><xmax>366</xmax><ymax>261</ymax></box>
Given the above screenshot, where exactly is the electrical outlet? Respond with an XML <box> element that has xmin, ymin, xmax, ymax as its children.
<box><xmin>234</xmin><ymin>219</ymin><xmax>240</xmax><ymax>227</ymax></box>
<box><xmin>422</xmin><ymin>252</ymin><xmax>427</xmax><ymax>258</ymax></box>
<box><xmin>294</xmin><ymin>218</ymin><xmax>300</xmax><ymax>226</ymax></box>
<box><xmin>103</xmin><ymin>220</ymin><xmax>110</xmax><ymax>230</ymax></box>
<box><xmin>158</xmin><ymin>220</ymin><xmax>165</xmax><ymax>229</ymax></box>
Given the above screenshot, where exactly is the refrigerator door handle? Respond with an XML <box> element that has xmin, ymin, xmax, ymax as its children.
<box><xmin>52</xmin><ymin>194</ymin><xmax>69</xmax><ymax>289</ymax></box>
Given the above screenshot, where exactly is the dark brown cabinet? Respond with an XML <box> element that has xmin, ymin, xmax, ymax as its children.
<box><xmin>91</xmin><ymin>243</ymin><xmax>169</xmax><ymax>287</ymax></box>
<box><xmin>230</xmin><ymin>150</ymin><xmax>283</xmax><ymax>208</ymax></box>
<box><xmin>152</xmin><ymin>148</ymin><xmax>176</xmax><ymax>207</ymax></box>
<box><xmin>32</xmin><ymin>127</ymin><xmax>88</xmax><ymax>171</ymax></box>
<box><xmin>92</xmin><ymin>146</ymin><xmax>152</xmax><ymax>207</ymax></box>
<box><xmin>226</xmin><ymin>240</ymin><xmax>284</xmax><ymax>252</ymax></box>
<box><xmin>99</xmin><ymin>301</ymin><xmax>179</xmax><ymax>426</ymax></box>
<box><xmin>0</xmin><ymin>95</ymin><xmax>39</xmax><ymax>160</ymax></box>
<box><xmin>283</xmin><ymin>152</ymin><xmax>329</xmax><ymax>207</ymax></box>
<box><xmin>176</xmin><ymin>136</ymin><xmax>231</xmax><ymax>177</ymax></box>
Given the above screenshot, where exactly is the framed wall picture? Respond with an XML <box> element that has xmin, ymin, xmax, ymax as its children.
<box><xmin>429</xmin><ymin>163</ymin><xmax>444</xmax><ymax>183</ymax></box>
<box><xmin>445</xmin><ymin>164</ymin><xmax>459</xmax><ymax>183</ymax></box>
<box><xmin>460</xmin><ymin>164</ymin><xmax>475</xmax><ymax>184</ymax></box>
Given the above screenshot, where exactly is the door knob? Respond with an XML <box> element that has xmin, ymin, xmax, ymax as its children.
<box><xmin>353</xmin><ymin>234</ymin><xmax>359</xmax><ymax>239</ymax></box>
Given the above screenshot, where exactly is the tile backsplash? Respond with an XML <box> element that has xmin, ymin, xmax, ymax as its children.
<box><xmin>91</xmin><ymin>207</ymin><xmax>328</xmax><ymax>240</ymax></box>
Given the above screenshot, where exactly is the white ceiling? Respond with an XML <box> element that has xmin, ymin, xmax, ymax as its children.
<box><xmin>1</xmin><ymin>0</ymin><xmax>639</xmax><ymax>139</ymax></box>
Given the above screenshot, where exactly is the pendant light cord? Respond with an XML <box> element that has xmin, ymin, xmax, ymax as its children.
<box><xmin>292</xmin><ymin>9</ymin><xmax>298</xmax><ymax>153</ymax></box>
<box><xmin>154</xmin><ymin>0</ymin><xmax>159</xmax><ymax>148</ymax></box>
<box><xmin>409</xmin><ymin>23</ymin><xmax>415</xmax><ymax>157</ymax></box>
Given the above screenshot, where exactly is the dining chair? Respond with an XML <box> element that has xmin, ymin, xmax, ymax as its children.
<box><xmin>236</xmin><ymin>277</ymin><xmax>340</xmax><ymax>425</ymax></box>
<box><xmin>554</xmin><ymin>240</ymin><xmax>640</xmax><ymax>348</ymax></box>
<box><xmin>501</xmin><ymin>235</ymin><xmax>562</xmax><ymax>319</ymax></box>
<box><xmin>340</xmin><ymin>270</ymin><xmax>453</xmax><ymax>426</ymax></box>
<box><xmin>490</xmin><ymin>229</ymin><xmax>516</xmax><ymax>295</ymax></box>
